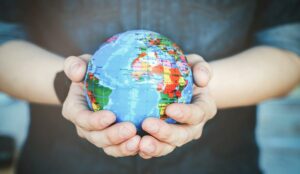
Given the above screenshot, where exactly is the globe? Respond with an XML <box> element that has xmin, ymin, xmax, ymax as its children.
<box><xmin>84</xmin><ymin>30</ymin><xmax>193</xmax><ymax>129</ymax></box>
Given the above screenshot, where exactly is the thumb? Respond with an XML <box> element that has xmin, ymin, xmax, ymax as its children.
<box><xmin>64</xmin><ymin>55</ymin><xmax>90</xmax><ymax>82</ymax></box>
<box><xmin>186</xmin><ymin>54</ymin><xmax>212</xmax><ymax>87</ymax></box>
<box><xmin>192</xmin><ymin>61</ymin><xmax>212</xmax><ymax>87</ymax></box>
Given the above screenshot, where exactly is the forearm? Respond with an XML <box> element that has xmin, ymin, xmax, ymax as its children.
<box><xmin>210</xmin><ymin>46</ymin><xmax>300</xmax><ymax>109</ymax></box>
<box><xmin>0</xmin><ymin>40</ymin><xmax>64</xmax><ymax>104</ymax></box>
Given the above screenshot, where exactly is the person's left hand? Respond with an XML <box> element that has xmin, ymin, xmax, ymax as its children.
<box><xmin>63</xmin><ymin>55</ymin><xmax>140</xmax><ymax>157</ymax></box>
<box><xmin>139</xmin><ymin>54</ymin><xmax>217</xmax><ymax>159</ymax></box>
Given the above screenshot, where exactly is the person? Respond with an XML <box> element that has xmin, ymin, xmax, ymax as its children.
<box><xmin>0</xmin><ymin>0</ymin><xmax>299</xmax><ymax>173</ymax></box>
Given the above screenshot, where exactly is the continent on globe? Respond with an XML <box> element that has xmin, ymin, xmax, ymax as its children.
<box><xmin>85</xmin><ymin>73</ymin><xmax>112</xmax><ymax>111</ymax></box>
<box><xmin>84</xmin><ymin>30</ymin><xmax>193</xmax><ymax>129</ymax></box>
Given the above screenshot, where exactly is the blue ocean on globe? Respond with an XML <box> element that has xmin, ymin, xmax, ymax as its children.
<box><xmin>84</xmin><ymin>30</ymin><xmax>193</xmax><ymax>129</ymax></box>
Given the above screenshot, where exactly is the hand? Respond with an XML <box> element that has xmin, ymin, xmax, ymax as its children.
<box><xmin>62</xmin><ymin>54</ymin><xmax>141</xmax><ymax>157</ymax></box>
<box><xmin>139</xmin><ymin>54</ymin><xmax>217</xmax><ymax>159</ymax></box>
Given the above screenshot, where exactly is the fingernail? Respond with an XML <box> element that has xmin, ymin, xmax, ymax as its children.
<box><xmin>147</xmin><ymin>122</ymin><xmax>159</xmax><ymax>133</ymax></box>
<box><xmin>126</xmin><ymin>137</ymin><xmax>138</xmax><ymax>151</ymax></box>
<box><xmin>144</xmin><ymin>143</ymin><xmax>155</xmax><ymax>153</ymax></box>
<box><xmin>119</xmin><ymin>125</ymin><xmax>133</xmax><ymax>138</ymax></box>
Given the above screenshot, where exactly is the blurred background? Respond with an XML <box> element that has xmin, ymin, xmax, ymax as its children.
<box><xmin>0</xmin><ymin>0</ymin><xmax>300</xmax><ymax>173</ymax></box>
<box><xmin>0</xmin><ymin>85</ymin><xmax>300</xmax><ymax>174</ymax></box>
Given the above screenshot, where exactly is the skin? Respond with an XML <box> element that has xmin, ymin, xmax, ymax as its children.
<box><xmin>0</xmin><ymin>40</ymin><xmax>63</xmax><ymax>104</ymax></box>
<box><xmin>63</xmin><ymin>54</ymin><xmax>216</xmax><ymax>158</ymax></box>
<box><xmin>210</xmin><ymin>46</ymin><xmax>300</xmax><ymax>108</ymax></box>
<box><xmin>1</xmin><ymin>40</ymin><xmax>300</xmax><ymax>159</ymax></box>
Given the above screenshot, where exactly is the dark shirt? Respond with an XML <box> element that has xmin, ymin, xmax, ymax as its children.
<box><xmin>1</xmin><ymin>0</ymin><xmax>300</xmax><ymax>173</ymax></box>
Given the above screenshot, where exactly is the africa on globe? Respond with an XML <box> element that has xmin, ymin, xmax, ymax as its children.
<box><xmin>84</xmin><ymin>30</ymin><xmax>193</xmax><ymax>129</ymax></box>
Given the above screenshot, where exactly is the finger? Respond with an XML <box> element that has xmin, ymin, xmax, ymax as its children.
<box><xmin>62</xmin><ymin>83</ymin><xmax>87</xmax><ymax>121</ymax></box>
<box><xmin>186</xmin><ymin>54</ymin><xmax>204</xmax><ymax>65</ymax></box>
<box><xmin>139</xmin><ymin>151</ymin><xmax>152</xmax><ymax>159</ymax></box>
<box><xmin>142</xmin><ymin>118</ymin><xmax>203</xmax><ymax>147</ymax></box>
<box><xmin>74</xmin><ymin>110</ymin><xmax>116</xmax><ymax>131</ymax></box>
<box><xmin>62</xmin><ymin>83</ymin><xmax>116</xmax><ymax>131</ymax></box>
<box><xmin>186</xmin><ymin>54</ymin><xmax>213</xmax><ymax>87</ymax></box>
<box><xmin>165</xmin><ymin>103</ymin><xmax>205</xmax><ymax>125</ymax></box>
<box><xmin>139</xmin><ymin>135</ymin><xmax>175</xmax><ymax>158</ymax></box>
<box><xmin>192</xmin><ymin>62</ymin><xmax>212</xmax><ymax>87</ymax></box>
<box><xmin>78</xmin><ymin>54</ymin><xmax>92</xmax><ymax>62</ymax></box>
<box><xmin>103</xmin><ymin>135</ymin><xmax>141</xmax><ymax>157</ymax></box>
<box><xmin>76</xmin><ymin>126</ymin><xmax>85</xmax><ymax>138</ymax></box>
<box><xmin>80</xmin><ymin>122</ymin><xmax>136</xmax><ymax>148</ymax></box>
<box><xmin>191</xmin><ymin>92</ymin><xmax>217</xmax><ymax>121</ymax></box>
<box><xmin>64</xmin><ymin>56</ymin><xmax>88</xmax><ymax>82</ymax></box>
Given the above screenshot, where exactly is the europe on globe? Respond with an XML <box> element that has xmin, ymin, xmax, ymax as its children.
<box><xmin>84</xmin><ymin>30</ymin><xmax>193</xmax><ymax>129</ymax></box>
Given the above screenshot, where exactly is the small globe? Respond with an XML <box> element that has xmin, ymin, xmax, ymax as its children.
<box><xmin>84</xmin><ymin>30</ymin><xmax>193</xmax><ymax>129</ymax></box>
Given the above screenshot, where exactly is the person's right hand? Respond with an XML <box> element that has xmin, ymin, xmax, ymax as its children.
<box><xmin>62</xmin><ymin>54</ymin><xmax>141</xmax><ymax>157</ymax></box>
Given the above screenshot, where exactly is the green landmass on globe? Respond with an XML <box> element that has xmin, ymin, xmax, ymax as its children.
<box><xmin>84</xmin><ymin>30</ymin><xmax>193</xmax><ymax>129</ymax></box>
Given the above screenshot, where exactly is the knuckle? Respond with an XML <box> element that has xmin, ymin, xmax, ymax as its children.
<box><xmin>76</xmin><ymin>128</ymin><xmax>84</xmax><ymax>138</ymax></box>
<box><xmin>152</xmin><ymin>150</ymin><xmax>162</xmax><ymax>158</ymax></box>
<box><xmin>140</xmin><ymin>153</ymin><xmax>152</xmax><ymax>159</ymax></box>
<box><xmin>194</xmin><ymin>131</ymin><xmax>202</xmax><ymax>140</ymax></box>
<box><xmin>130</xmin><ymin>152</ymin><xmax>138</xmax><ymax>156</ymax></box>
<box><xmin>103</xmin><ymin>148</ymin><xmax>115</xmax><ymax>157</ymax></box>
<box><xmin>64</xmin><ymin>100</ymin><xmax>75</xmax><ymax>116</ymax></box>
<box><xmin>68</xmin><ymin>101</ymin><xmax>77</xmax><ymax>112</ymax></box>
<box><xmin>210</xmin><ymin>107</ymin><xmax>217</xmax><ymax>119</ymax></box>
<box><xmin>61</xmin><ymin>104</ymin><xmax>68</xmax><ymax>119</ymax></box>
<box><xmin>206</xmin><ymin>98</ymin><xmax>217</xmax><ymax>120</ymax></box>
<box><xmin>193</xmin><ymin>127</ymin><xmax>203</xmax><ymax>140</ymax></box>
<box><xmin>190</xmin><ymin>54</ymin><xmax>203</xmax><ymax>61</ymax></box>
<box><xmin>190</xmin><ymin>105</ymin><xmax>203</xmax><ymax>124</ymax></box>
<box><xmin>175</xmin><ymin>129</ymin><xmax>189</xmax><ymax>147</ymax></box>
<box><xmin>194</xmin><ymin>133</ymin><xmax>201</xmax><ymax>140</ymax></box>
<box><xmin>119</xmin><ymin>146</ymin><xmax>130</xmax><ymax>156</ymax></box>
<box><xmin>175</xmin><ymin>141</ymin><xmax>184</xmax><ymax>147</ymax></box>
<box><xmin>211</xmin><ymin>102</ymin><xmax>218</xmax><ymax>116</ymax></box>
<box><xmin>73</xmin><ymin>115</ymin><xmax>82</xmax><ymax>126</ymax></box>
<box><xmin>155</xmin><ymin>145</ymin><xmax>166</xmax><ymax>157</ymax></box>
<box><xmin>88</xmin><ymin>133</ymin><xmax>97</xmax><ymax>144</ymax></box>
<box><xmin>158</xmin><ymin>146</ymin><xmax>174</xmax><ymax>157</ymax></box>
<box><xmin>105</xmin><ymin>130</ymin><xmax>117</xmax><ymax>145</ymax></box>
<box><xmin>195</xmin><ymin>104</ymin><xmax>209</xmax><ymax>122</ymax></box>
<box><xmin>77</xmin><ymin>132</ymin><xmax>84</xmax><ymax>138</ymax></box>
<box><xmin>196</xmin><ymin>111</ymin><xmax>205</xmax><ymax>123</ymax></box>
<box><xmin>61</xmin><ymin>100</ymin><xmax>71</xmax><ymax>119</ymax></box>
<box><xmin>103</xmin><ymin>147</ymin><xmax>124</xmax><ymax>158</ymax></box>
<box><xmin>159</xmin><ymin>125</ymin><xmax>172</xmax><ymax>141</ymax></box>
<box><xmin>181</xmin><ymin>110</ymin><xmax>191</xmax><ymax>123</ymax></box>
<box><xmin>89</xmin><ymin>133</ymin><xmax>103</xmax><ymax>148</ymax></box>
